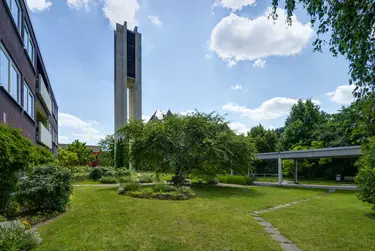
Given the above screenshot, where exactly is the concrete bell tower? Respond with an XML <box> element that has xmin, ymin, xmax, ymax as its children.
<box><xmin>114</xmin><ymin>21</ymin><xmax>142</xmax><ymax>137</ymax></box>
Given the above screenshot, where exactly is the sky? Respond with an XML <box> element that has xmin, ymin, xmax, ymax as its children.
<box><xmin>25</xmin><ymin>0</ymin><xmax>355</xmax><ymax>144</ymax></box>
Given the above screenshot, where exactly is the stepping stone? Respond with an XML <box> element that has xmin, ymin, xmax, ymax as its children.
<box><xmin>271</xmin><ymin>233</ymin><xmax>291</xmax><ymax>243</ymax></box>
<box><xmin>258</xmin><ymin>221</ymin><xmax>272</xmax><ymax>227</ymax></box>
<box><xmin>280</xmin><ymin>243</ymin><xmax>301</xmax><ymax>251</ymax></box>
<box><xmin>253</xmin><ymin>216</ymin><xmax>264</xmax><ymax>221</ymax></box>
<box><xmin>265</xmin><ymin>227</ymin><xmax>280</xmax><ymax>234</ymax></box>
<box><xmin>284</xmin><ymin>203</ymin><xmax>291</xmax><ymax>206</ymax></box>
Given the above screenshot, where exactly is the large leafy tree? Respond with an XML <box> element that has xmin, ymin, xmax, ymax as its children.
<box><xmin>66</xmin><ymin>140</ymin><xmax>94</xmax><ymax>166</ymax></box>
<box><xmin>119</xmin><ymin>112</ymin><xmax>255</xmax><ymax>178</ymax></box>
<box><xmin>98</xmin><ymin>135</ymin><xmax>115</xmax><ymax>167</ymax></box>
<box><xmin>279</xmin><ymin>99</ymin><xmax>325</xmax><ymax>150</ymax></box>
<box><xmin>248</xmin><ymin>124</ymin><xmax>278</xmax><ymax>153</ymax></box>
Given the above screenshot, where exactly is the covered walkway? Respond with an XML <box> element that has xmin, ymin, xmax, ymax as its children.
<box><xmin>256</xmin><ymin>146</ymin><xmax>362</xmax><ymax>185</ymax></box>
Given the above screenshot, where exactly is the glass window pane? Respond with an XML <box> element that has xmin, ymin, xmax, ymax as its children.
<box><xmin>31</xmin><ymin>95</ymin><xmax>34</xmax><ymax>119</ymax></box>
<box><xmin>11</xmin><ymin>66</ymin><xmax>19</xmax><ymax>102</ymax></box>
<box><xmin>28</xmin><ymin>93</ymin><xmax>32</xmax><ymax>116</ymax></box>
<box><xmin>6</xmin><ymin>0</ymin><xmax>10</xmax><ymax>8</ymax></box>
<box><xmin>23</xmin><ymin>83</ymin><xmax>28</xmax><ymax>109</ymax></box>
<box><xmin>24</xmin><ymin>27</ymin><xmax>29</xmax><ymax>49</ymax></box>
<box><xmin>11</xmin><ymin>0</ymin><xmax>20</xmax><ymax>30</ymax></box>
<box><xmin>28</xmin><ymin>40</ymin><xmax>34</xmax><ymax>62</ymax></box>
<box><xmin>0</xmin><ymin>50</ymin><xmax>9</xmax><ymax>90</ymax></box>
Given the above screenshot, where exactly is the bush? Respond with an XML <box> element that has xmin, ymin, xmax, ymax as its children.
<box><xmin>115</xmin><ymin>168</ymin><xmax>132</xmax><ymax>177</ymax></box>
<box><xmin>4</xmin><ymin>199</ymin><xmax>20</xmax><ymax>217</ymax></box>
<box><xmin>0</xmin><ymin>124</ymin><xmax>33</xmax><ymax>213</ymax></box>
<box><xmin>118</xmin><ymin>176</ymin><xmax>135</xmax><ymax>183</ymax></box>
<box><xmin>73</xmin><ymin>172</ymin><xmax>90</xmax><ymax>182</ymax></box>
<box><xmin>31</xmin><ymin>145</ymin><xmax>56</xmax><ymax>166</ymax></box>
<box><xmin>89</xmin><ymin>166</ymin><xmax>117</xmax><ymax>181</ymax></box>
<box><xmin>356</xmin><ymin>137</ymin><xmax>375</xmax><ymax>209</ymax></box>
<box><xmin>17</xmin><ymin>164</ymin><xmax>72</xmax><ymax>212</ymax></box>
<box><xmin>99</xmin><ymin>176</ymin><xmax>118</xmax><ymax>184</ymax></box>
<box><xmin>207</xmin><ymin>177</ymin><xmax>219</xmax><ymax>185</ymax></box>
<box><xmin>217</xmin><ymin>175</ymin><xmax>253</xmax><ymax>185</ymax></box>
<box><xmin>138</xmin><ymin>173</ymin><xmax>154</xmax><ymax>183</ymax></box>
<box><xmin>22</xmin><ymin>211</ymin><xmax>59</xmax><ymax>226</ymax></box>
<box><xmin>0</xmin><ymin>220</ymin><xmax>42</xmax><ymax>251</ymax></box>
<box><xmin>153</xmin><ymin>184</ymin><xmax>177</xmax><ymax>193</ymax></box>
<box><xmin>120</xmin><ymin>182</ymin><xmax>140</xmax><ymax>192</ymax></box>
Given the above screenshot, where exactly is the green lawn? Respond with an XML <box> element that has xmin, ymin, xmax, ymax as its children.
<box><xmin>262</xmin><ymin>191</ymin><xmax>375</xmax><ymax>251</ymax></box>
<box><xmin>35</xmin><ymin>186</ymin><xmax>322</xmax><ymax>251</ymax></box>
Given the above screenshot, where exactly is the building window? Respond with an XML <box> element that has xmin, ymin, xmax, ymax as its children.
<box><xmin>24</xmin><ymin>25</ymin><xmax>35</xmax><ymax>64</ymax></box>
<box><xmin>23</xmin><ymin>82</ymin><xmax>35</xmax><ymax>120</ymax></box>
<box><xmin>0</xmin><ymin>45</ymin><xmax>20</xmax><ymax>104</ymax></box>
<box><xmin>5</xmin><ymin>0</ymin><xmax>22</xmax><ymax>31</ymax></box>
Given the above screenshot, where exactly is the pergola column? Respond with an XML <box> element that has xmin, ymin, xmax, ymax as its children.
<box><xmin>278</xmin><ymin>157</ymin><xmax>283</xmax><ymax>185</ymax></box>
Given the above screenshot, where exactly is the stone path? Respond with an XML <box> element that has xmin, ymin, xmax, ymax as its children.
<box><xmin>251</xmin><ymin>190</ymin><xmax>334</xmax><ymax>251</ymax></box>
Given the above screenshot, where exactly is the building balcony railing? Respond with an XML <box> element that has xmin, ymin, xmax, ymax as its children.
<box><xmin>37</xmin><ymin>121</ymin><xmax>52</xmax><ymax>149</ymax></box>
<box><xmin>38</xmin><ymin>74</ymin><xmax>52</xmax><ymax>114</ymax></box>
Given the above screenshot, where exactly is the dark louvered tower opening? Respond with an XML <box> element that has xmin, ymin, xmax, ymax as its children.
<box><xmin>127</xmin><ymin>30</ymin><xmax>136</xmax><ymax>78</ymax></box>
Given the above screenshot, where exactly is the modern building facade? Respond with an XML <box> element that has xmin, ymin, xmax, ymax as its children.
<box><xmin>114</xmin><ymin>22</ymin><xmax>142</xmax><ymax>136</ymax></box>
<box><xmin>0</xmin><ymin>0</ymin><xmax>58</xmax><ymax>155</ymax></box>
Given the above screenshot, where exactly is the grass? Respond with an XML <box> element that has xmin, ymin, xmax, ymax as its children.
<box><xmin>72</xmin><ymin>179</ymin><xmax>100</xmax><ymax>185</ymax></box>
<box><xmin>263</xmin><ymin>191</ymin><xmax>375</xmax><ymax>251</ymax></box>
<box><xmin>35</xmin><ymin>186</ymin><xmax>323</xmax><ymax>251</ymax></box>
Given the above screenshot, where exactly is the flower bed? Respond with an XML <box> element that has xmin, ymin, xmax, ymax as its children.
<box><xmin>118</xmin><ymin>184</ymin><xmax>195</xmax><ymax>200</ymax></box>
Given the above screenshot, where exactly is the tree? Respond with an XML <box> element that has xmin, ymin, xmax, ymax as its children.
<box><xmin>248</xmin><ymin>124</ymin><xmax>278</xmax><ymax>153</ymax></box>
<box><xmin>58</xmin><ymin>147</ymin><xmax>79</xmax><ymax>167</ymax></box>
<box><xmin>271</xmin><ymin>1</ymin><xmax>375</xmax><ymax>101</ymax></box>
<box><xmin>31</xmin><ymin>145</ymin><xmax>56</xmax><ymax>166</ymax></box>
<box><xmin>0</xmin><ymin>124</ymin><xmax>33</xmax><ymax>213</ymax></box>
<box><xmin>118</xmin><ymin>112</ymin><xmax>255</xmax><ymax>180</ymax></box>
<box><xmin>279</xmin><ymin>99</ymin><xmax>325</xmax><ymax>150</ymax></box>
<box><xmin>66</xmin><ymin>140</ymin><xmax>94</xmax><ymax>166</ymax></box>
<box><xmin>98</xmin><ymin>135</ymin><xmax>115</xmax><ymax>166</ymax></box>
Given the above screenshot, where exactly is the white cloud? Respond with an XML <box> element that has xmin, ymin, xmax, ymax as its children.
<box><xmin>103</xmin><ymin>0</ymin><xmax>140</xmax><ymax>29</ymax></box>
<box><xmin>326</xmin><ymin>85</ymin><xmax>355</xmax><ymax>105</ymax></box>
<box><xmin>26</xmin><ymin>0</ymin><xmax>52</xmax><ymax>12</ymax></box>
<box><xmin>148</xmin><ymin>15</ymin><xmax>162</xmax><ymax>27</ymax></box>
<box><xmin>210</xmin><ymin>8</ymin><xmax>313</xmax><ymax>67</ymax></box>
<box><xmin>253</xmin><ymin>58</ymin><xmax>266</xmax><ymax>68</ymax></box>
<box><xmin>58</xmin><ymin>136</ymin><xmax>70</xmax><ymax>144</ymax></box>
<box><xmin>217</xmin><ymin>0</ymin><xmax>256</xmax><ymax>11</ymax></box>
<box><xmin>228</xmin><ymin>122</ymin><xmax>249</xmax><ymax>135</ymax></box>
<box><xmin>222</xmin><ymin>97</ymin><xmax>320</xmax><ymax>120</ymax></box>
<box><xmin>58</xmin><ymin>113</ymin><xmax>105</xmax><ymax>144</ymax></box>
<box><xmin>204</xmin><ymin>54</ymin><xmax>211</xmax><ymax>59</ymax></box>
<box><xmin>180</xmin><ymin>110</ymin><xmax>194</xmax><ymax>116</ymax></box>
<box><xmin>231</xmin><ymin>84</ymin><xmax>242</xmax><ymax>90</ymax></box>
<box><xmin>66</xmin><ymin>0</ymin><xmax>91</xmax><ymax>10</ymax></box>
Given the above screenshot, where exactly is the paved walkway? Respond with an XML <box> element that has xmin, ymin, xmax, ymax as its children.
<box><xmin>217</xmin><ymin>182</ymin><xmax>358</xmax><ymax>191</ymax></box>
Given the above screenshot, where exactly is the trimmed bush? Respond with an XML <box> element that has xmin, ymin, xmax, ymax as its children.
<box><xmin>122</xmin><ymin>185</ymin><xmax>195</xmax><ymax>200</ymax></box>
<box><xmin>99</xmin><ymin>176</ymin><xmax>118</xmax><ymax>184</ymax></box>
<box><xmin>120</xmin><ymin>182</ymin><xmax>140</xmax><ymax>192</ymax></box>
<box><xmin>217</xmin><ymin>175</ymin><xmax>253</xmax><ymax>185</ymax></box>
<box><xmin>17</xmin><ymin>164</ymin><xmax>72</xmax><ymax>212</ymax></box>
<box><xmin>0</xmin><ymin>220</ymin><xmax>42</xmax><ymax>251</ymax></box>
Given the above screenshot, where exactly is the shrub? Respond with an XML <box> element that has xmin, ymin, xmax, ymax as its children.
<box><xmin>207</xmin><ymin>177</ymin><xmax>219</xmax><ymax>185</ymax></box>
<box><xmin>0</xmin><ymin>220</ymin><xmax>42</xmax><ymax>251</ymax></box>
<box><xmin>31</xmin><ymin>145</ymin><xmax>56</xmax><ymax>166</ymax></box>
<box><xmin>0</xmin><ymin>215</ymin><xmax>5</xmax><ymax>222</ymax></box>
<box><xmin>17</xmin><ymin>164</ymin><xmax>72</xmax><ymax>212</ymax></box>
<box><xmin>70</xmin><ymin>166</ymin><xmax>91</xmax><ymax>173</ymax></box>
<box><xmin>22</xmin><ymin>211</ymin><xmax>60</xmax><ymax>226</ymax></box>
<box><xmin>115</xmin><ymin>168</ymin><xmax>132</xmax><ymax>177</ymax></box>
<box><xmin>73</xmin><ymin>172</ymin><xmax>90</xmax><ymax>182</ymax></box>
<box><xmin>89</xmin><ymin>166</ymin><xmax>117</xmax><ymax>181</ymax></box>
<box><xmin>153</xmin><ymin>184</ymin><xmax>177</xmax><ymax>193</ymax></box>
<box><xmin>356</xmin><ymin>137</ymin><xmax>375</xmax><ymax>209</ymax></box>
<box><xmin>120</xmin><ymin>182</ymin><xmax>140</xmax><ymax>192</ymax></box>
<box><xmin>118</xmin><ymin>176</ymin><xmax>135</xmax><ymax>183</ymax></box>
<box><xmin>99</xmin><ymin>176</ymin><xmax>118</xmax><ymax>184</ymax></box>
<box><xmin>0</xmin><ymin>124</ymin><xmax>33</xmax><ymax>213</ymax></box>
<box><xmin>217</xmin><ymin>175</ymin><xmax>253</xmax><ymax>185</ymax></box>
<box><xmin>138</xmin><ymin>173</ymin><xmax>154</xmax><ymax>183</ymax></box>
<box><xmin>4</xmin><ymin>199</ymin><xmax>20</xmax><ymax>217</ymax></box>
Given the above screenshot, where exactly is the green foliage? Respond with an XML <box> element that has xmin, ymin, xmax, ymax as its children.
<box><xmin>58</xmin><ymin>147</ymin><xmax>79</xmax><ymax>167</ymax></box>
<box><xmin>98</xmin><ymin>135</ymin><xmax>115</xmax><ymax>166</ymax></box>
<box><xmin>248</xmin><ymin>124</ymin><xmax>278</xmax><ymax>153</ymax></box>
<box><xmin>217</xmin><ymin>175</ymin><xmax>253</xmax><ymax>185</ymax></box>
<box><xmin>0</xmin><ymin>215</ymin><xmax>5</xmax><ymax>222</ymax></box>
<box><xmin>120</xmin><ymin>182</ymin><xmax>140</xmax><ymax>192</ymax></box>
<box><xmin>31</xmin><ymin>145</ymin><xmax>56</xmax><ymax>166</ymax></box>
<box><xmin>17</xmin><ymin>164</ymin><xmax>73</xmax><ymax>212</ymax></box>
<box><xmin>153</xmin><ymin>184</ymin><xmax>177</xmax><ymax>193</ymax></box>
<box><xmin>356</xmin><ymin>136</ymin><xmax>375</xmax><ymax>209</ymax></box>
<box><xmin>119</xmin><ymin>112</ymin><xmax>255</xmax><ymax>180</ymax></box>
<box><xmin>66</xmin><ymin>140</ymin><xmax>94</xmax><ymax>166</ymax></box>
<box><xmin>279</xmin><ymin>99</ymin><xmax>325</xmax><ymax>150</ymax></box>
<box><xmin>4</xmin><ymin>199</ymin><xmax>20</xmax><ymax>217</ymax></box>
<box><xmin>0</xmin><ymin>124</ymin><xmax>33</xmax><ymax>213</ymax></box>
<box><xmin>0</xmin><ymin>220</ymin><xmax>42</xmax><ymax>250</ymax></box>
<box><xmin>89</xmin><ymin>166</ymin><xmax>122</xmax><ymax>181</ymax></box>
<box><xmin>125</xmin><ymin>185</ymin><xmax>195</xmax><ymax>200</ymax></box>
<box><xmin>114</xmin><ymin>138</ymin><xmax>129</xmax><ymax>168</ymax></box>
<box><xmin>22</xmin><ymin>211</ymin><xmax>60</xmax><ymax>226</ymax></box>
<box><xmin>99</xmin><ymin>176</ymin><xmax>118</xmax><ymax>184</ymax></box>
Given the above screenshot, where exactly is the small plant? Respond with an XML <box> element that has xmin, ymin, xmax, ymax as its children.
<box><xmin>207</xmin><ymin>177</ymin><xmax>219</xmax><ymax>185</ymax></box>
<box><xmin>99</xmin><ymin>176</ymin><xmax>118</xmax><ymax>184</ymax></box>
<box><xmin>118</xmin><ymin>176</ymin><xmax>134</xmax><ymax>183</ymax></box>
<box><xmin>0</xmin><ymin>220</ymin><xmax>42</xmax><ymax>251</ymax></box>
<box><xmin>4</xmin><ymin>199</ymin><xmax>20</xmax><ymax>217</ymax></box>
<box><xmin>138</xmin><ymin>173</ymin><xmax>154</xmax><ymax>183</ymax></box>
<box><xmin>120</xmin><ymin>182</ymin><xmax>140</xmax><ymax>192</ymax></box>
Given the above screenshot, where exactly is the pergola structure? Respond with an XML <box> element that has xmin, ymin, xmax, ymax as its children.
<box><xmin>256</xmin><ymin>146</ymin><xmax>362</xmax><ymax>185</ymax></box>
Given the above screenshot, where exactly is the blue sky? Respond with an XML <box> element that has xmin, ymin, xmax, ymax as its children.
<box><xmin>25</xmin><ymin>0</ymin><xmax>355</xmax><ymax>144</ymax></box>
